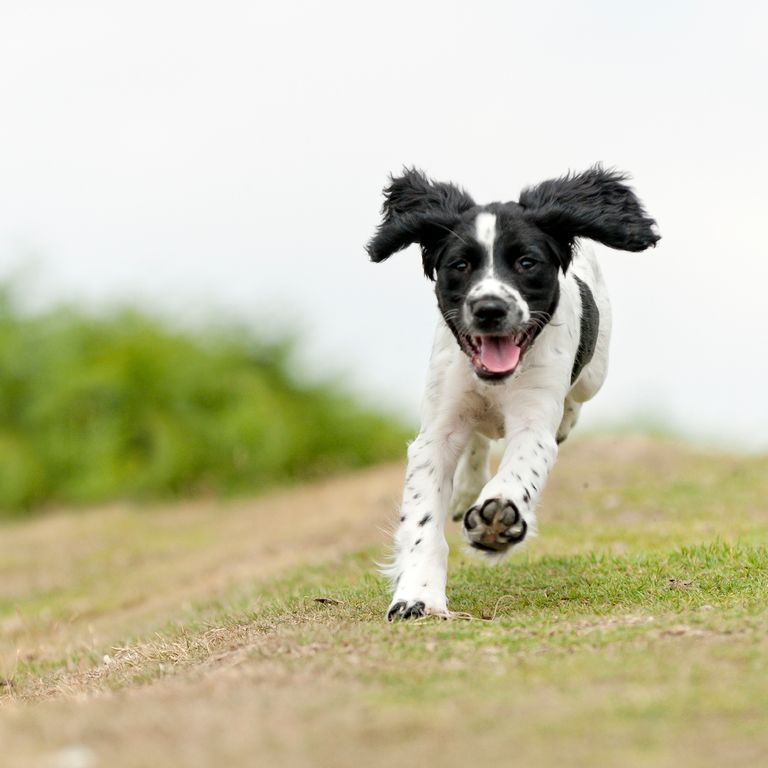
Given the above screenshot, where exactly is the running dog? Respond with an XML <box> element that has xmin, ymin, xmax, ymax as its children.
<box><xmin>366</xmin><ymin>165</ymin><xmax>659</xmax><ymax>620</ymax></box>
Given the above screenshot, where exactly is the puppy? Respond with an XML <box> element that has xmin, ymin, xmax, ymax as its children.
<box><xmin>366</xmin><ymin>165</ymin><xmax>659</xmax><ymax>620</ymax></box>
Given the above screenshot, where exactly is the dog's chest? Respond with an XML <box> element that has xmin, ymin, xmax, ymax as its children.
<box><xmin>464</xmin><ymin>390</ymin><xmax>506</xmax><ymax>440</ymax></box>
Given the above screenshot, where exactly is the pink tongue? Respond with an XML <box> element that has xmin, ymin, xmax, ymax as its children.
<box><xmin>478</xmin><ymin>336</ymin><xmax>521</xmax><ymax>373</ymax></box>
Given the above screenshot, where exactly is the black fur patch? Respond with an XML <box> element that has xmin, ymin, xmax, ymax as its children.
<box><xmin>519</xmin><ymin>165</ymin><xmax>660</xmax><ymax>259</ymax></box>
<box><xmin>571</xmin><ymin>275</ymin><xmax>599</xmax><ymax>384</ymax></box>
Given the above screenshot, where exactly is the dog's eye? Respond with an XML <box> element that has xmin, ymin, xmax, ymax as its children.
<box><xmin>517</xmin><ymin>257</ymin><xmax>537</xmax><ymax>272</ymax></box>
<box><xmin>450</xmin><ymin>259</ymin><xmax>470</xmax><ymax>272</ymax></box>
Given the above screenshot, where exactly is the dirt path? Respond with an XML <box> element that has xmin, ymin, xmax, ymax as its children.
<box><xmin>2</xmin><ymin>436</ymin><xmax>766</xmax><ymax>768</ymax></box>
<box><xmin>1</xmin><ymin>434</ymin><xmax>757</xmax><ymax>675</ymax></box>
<box><xmin>1</xmin><ymin>463</ymin><xmax>402</xmax><ymax>672</ymax></box>
<box><xmin>1</xmin><ymin>434</ymin><xmax>718</xmax><ymax>666</ymax></box>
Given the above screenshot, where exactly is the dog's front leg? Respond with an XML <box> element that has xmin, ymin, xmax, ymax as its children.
<box><xmin>386</xmin><ymin>424</ymin><xmax>470</xmax><ymax>620</ymax></box>
<box><xmin>462</xmin><ymin>386</ymin><xmax>565</xmax><ymax>554</ymax></box>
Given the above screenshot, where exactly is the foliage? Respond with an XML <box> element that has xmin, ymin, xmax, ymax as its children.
<box><xmin>0</xmin><ymin>288</ymin><xmax>409</xmax><ymax>515</ymax></box>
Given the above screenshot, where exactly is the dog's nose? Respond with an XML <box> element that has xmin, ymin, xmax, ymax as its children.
<box><xmin>470</xmin><ymin>297</ymin><xmax>508</xmax><ymax>324</ymax></box>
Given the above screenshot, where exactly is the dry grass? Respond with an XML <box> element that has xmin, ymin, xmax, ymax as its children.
<box><xmin>0</xmin><ymin>463</ymin><xmax>401</xmax><ymax>678</ymax></box>
<box><xmin>1</xmin><ymin>435</ymin><xmax>767</xmax><ymax>768</ymax></box>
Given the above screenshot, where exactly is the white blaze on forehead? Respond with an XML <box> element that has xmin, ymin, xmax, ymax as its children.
<box><xmin>475</xmin><ymin>212</ymin><xmax>497</xmax><ymax>260</ymax></box>
<box><xmin>466</xmin><ymin>210</ymin><xmax>530</xmax><ymax>323</ymax></box>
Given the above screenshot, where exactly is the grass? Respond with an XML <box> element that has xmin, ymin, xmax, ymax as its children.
<box><xmin>0</xmin><ymin>286</ymin><xmax>409</xmax><ymax>515</ymax></box>
<box><xmin>1</xmin><ymin>436</ymin><xmax>767</xmax><ymax>767</ymax></box>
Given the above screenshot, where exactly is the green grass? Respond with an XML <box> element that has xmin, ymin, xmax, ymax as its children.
<box><xmin>171</xmin><ymin>541</ymin><xmax>768</xmax><ymax>767</ymax></box>
<box><xmin>19</xmin><ymin>534</ymin><xmax>768</xmax><ymax>704</ymax></box>
<box><xmin>3</xmin><ymin>439</ymin><xmax>767</xmax><ymax>767</ymax></box>
<box><xmin>0</xmin><ymin>286</ymin><xmax>409</xmax><ymax>515</ymax></box>
<box><xmin>24</xmin><ymin>537</ymin><xmax>765</xmax><ymax>768</ymax></box>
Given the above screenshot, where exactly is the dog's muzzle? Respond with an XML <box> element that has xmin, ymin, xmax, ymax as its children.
<box><xmin>458</xmin><ymin>297</ymin><xmax>534</xmax><ymax>380</ymax></box>
<box><xmin>468</xmin><ymin>296</ymin><xmax>524</xmax><ymax>334</ymax></box>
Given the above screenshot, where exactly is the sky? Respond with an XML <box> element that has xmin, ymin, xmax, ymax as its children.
<box><xmin>1</xmin><ymin>1</ymin><xmax>767</xmax><ymax>448</ymax></box>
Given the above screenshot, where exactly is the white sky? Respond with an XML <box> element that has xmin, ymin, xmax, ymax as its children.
<box><xmin>1</xmin><ymin>1</ymin><xmax>767</xmax><ymax>448</ymax></box>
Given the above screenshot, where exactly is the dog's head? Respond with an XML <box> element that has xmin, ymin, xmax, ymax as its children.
<box><xmin>366</xmin><ymin>166</ymin><xmax>659</xmax><ymax>382</ymax></box>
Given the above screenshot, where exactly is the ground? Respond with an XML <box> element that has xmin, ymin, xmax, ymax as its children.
<box><xmin>1</xmin><ymin>435</ymin><xmax>767</xmax><ymax>768</ymax></box>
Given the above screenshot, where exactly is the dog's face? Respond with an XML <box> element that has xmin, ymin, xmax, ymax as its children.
<box><xmin>367</xmin><ymin>166</ymin><xmax>659</xmax><ymax>382</ymax></box>
<box><xmin>432</xmin><ymin>204</ymin><xmax>563</xmax><ymax>381</ymax></box>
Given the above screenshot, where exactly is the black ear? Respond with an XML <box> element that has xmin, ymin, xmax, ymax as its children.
<box><xmin>519</xmin><ymin>165</ymin><xmax>660</xmax><ymax>267</ymax></box>
<box><xmin>366</xmin><ymin>168</ymin><xmax>475</xmax><ymax>279</ymax></box>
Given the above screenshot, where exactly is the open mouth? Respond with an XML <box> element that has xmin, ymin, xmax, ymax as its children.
<box><xmin>460</xmin><ymin>328</ymin><xmax>536</xmax><ymax>380</ymax></box>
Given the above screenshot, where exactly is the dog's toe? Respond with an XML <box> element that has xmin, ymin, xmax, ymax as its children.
<box><xmin>479</xmin><ymin>499</ymin><xmax>498</xmax><ymax>523</ymax></box>
<box><xmin>386</xmin><ymin>601</ymin><xmax>407</xmax><ymax>621</ymax></box>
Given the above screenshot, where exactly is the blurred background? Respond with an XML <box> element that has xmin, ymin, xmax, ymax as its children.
<box><xmin>1</xmin><ymin>0</ymin><xmax>766</xmax><ymax>516</ymax></box>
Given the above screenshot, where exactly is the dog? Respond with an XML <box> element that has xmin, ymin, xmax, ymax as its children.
<box><xmin>366</xmin><ymin>165</ymin><xmax>659</xmax><ymax>621</ymax></box>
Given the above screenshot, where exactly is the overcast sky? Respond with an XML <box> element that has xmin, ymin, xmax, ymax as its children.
<box><xmin>1</xmin><ymin>1</ymin><xmax>766</xmax><ymax>448</ymax></box>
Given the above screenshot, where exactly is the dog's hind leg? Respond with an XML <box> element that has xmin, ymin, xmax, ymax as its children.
<box><xmin>556</xmin><ymin>397</ymin><xmax>582</xmax><ymax>444</ymax></box>
<box><xmin>450</xmin><ymin>432</ymin><xmax>491</xmax><ymax>521</ymax></box>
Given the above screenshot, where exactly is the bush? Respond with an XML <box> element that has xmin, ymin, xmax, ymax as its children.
<box><xmin>0</xmin><ymin>288</ymin><xmax>409</xmax><ymax>516</ymax></box>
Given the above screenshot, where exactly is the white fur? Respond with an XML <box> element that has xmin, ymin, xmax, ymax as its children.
<box><xmin>474</xmin><ymin>212</ymin><xmax>497</xmax><ymax>257</ymax></box>
<box><xmin>386</xmin><ymin>244</ymin><xmax>610</xmax><ymax>619</ymax></box>
<box><xmin>464</xmin><ymin>212</ymin><xmax>530</xmax><ymax>326</ymax></box>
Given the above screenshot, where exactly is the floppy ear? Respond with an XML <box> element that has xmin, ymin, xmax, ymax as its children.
<box><xmin>366</xmin><ymin>168</ymin><xmax>475</xmax><ymax>279</ymax></box>
<box><xmin>519</xmin><ymin>165</ymin><xmax>660</xmax><ymax>269</ymax></box>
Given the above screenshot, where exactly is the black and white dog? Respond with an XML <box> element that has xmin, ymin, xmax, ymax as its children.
<box><xmin>366</xmin><ymin>166</ymin><xmax>659</xmax><ymax>621</ymax></box>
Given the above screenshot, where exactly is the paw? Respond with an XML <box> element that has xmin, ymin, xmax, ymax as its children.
<box><xmin>463</xmin><ymin>497</ymin><xmax>527</xmax><ymax>553</ymax></box>
<box><xmin>387</xmin><ymin>600</ymin><xmax>427</xmax><ymax>621</ymax></box>
<box><xmin>386</xmin><ymin>592</ymin><xmax>448</xmax><ymax>622</ymax></box>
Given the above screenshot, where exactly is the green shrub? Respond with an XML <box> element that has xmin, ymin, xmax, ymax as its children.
<box><xmin>0</xmin><ymin>288</ymin><xmax>410</xmax><ymax>516</ymax></box>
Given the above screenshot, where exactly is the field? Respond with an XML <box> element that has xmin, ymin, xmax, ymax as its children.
<box><xmin>1</xmin><ymin>435</ymin><xmax>767</xmax><ymax>767</ymax></box>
